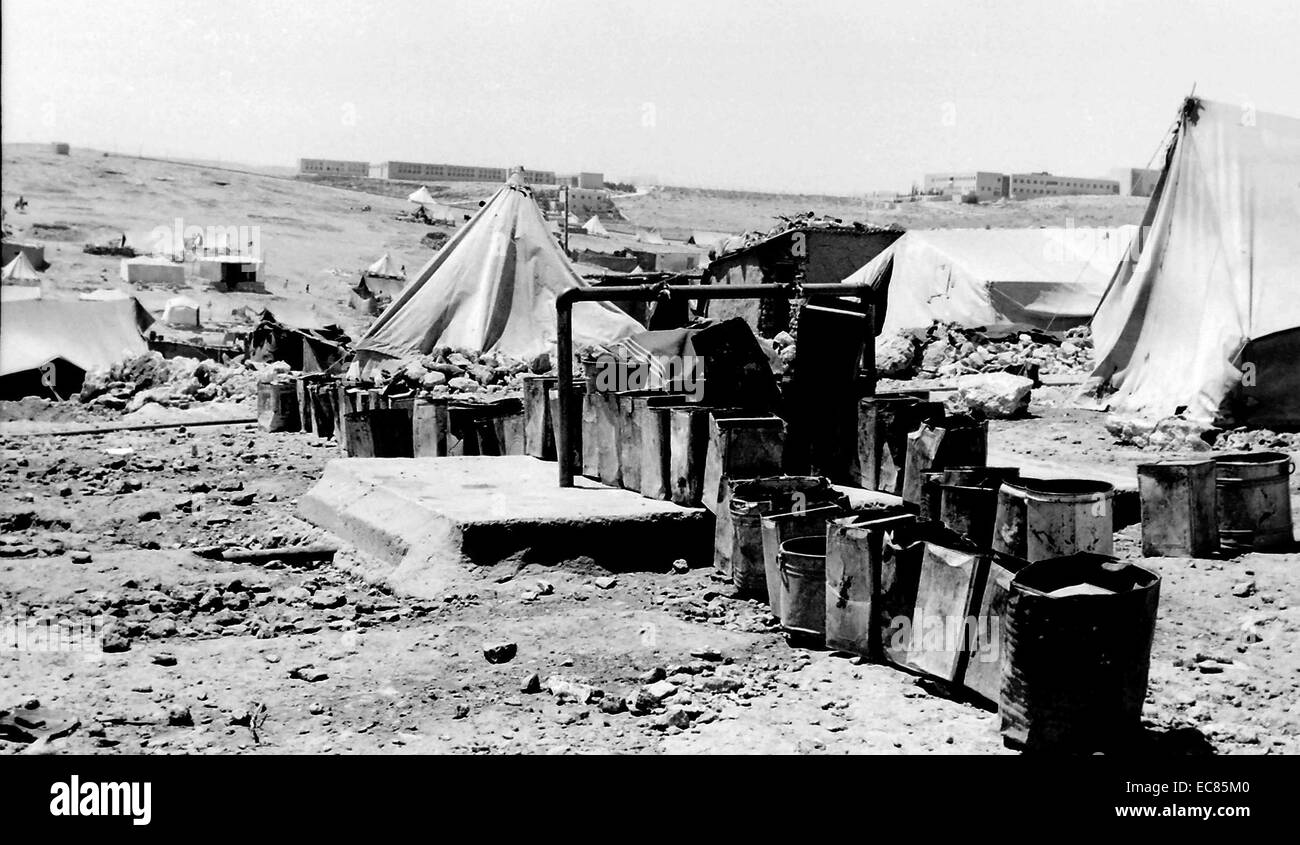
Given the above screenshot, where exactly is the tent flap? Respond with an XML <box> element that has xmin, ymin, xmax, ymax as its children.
<box><xmin>1090</xmin><ymin>99</ymin><xmax>1300</xmax><ymax>426</ymax></box>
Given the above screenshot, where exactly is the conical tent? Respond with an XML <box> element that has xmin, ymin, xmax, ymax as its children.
<box><xmin>843</xmin><ymin>226</ymin><xmax>1137</xmax><ymax>334</ymax></box>
<box><xmin>583</xmin><ymin>215</ymin><xmax>609</xmax><ymax>236</ymax></box>
<box><xmin>2</xmin><ymin>252</ymin><xmax>40</xmax><ymax>282</ymax></box>
<box><xmin>355</xmin><ymin>178</ymin><xmax>640</xmax><ymax>371</ymax></box>
<box><xmin>366</xmin><ymin>253</ymin><xmax>400</xmax><ymax>277</ymax></box>
<box><xmin>407</xmin><ymin>186</ymin><xmax>437</xmax><ymax>205</ymax></box>
<box><xmin>1090</xmin><ymin>98</ymin><xmax>1300</xmax><ymax>427</ymax></box>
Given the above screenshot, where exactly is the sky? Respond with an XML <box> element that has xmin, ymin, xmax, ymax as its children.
<box><xmin>3</xmin><ymin>0</ymin><xmax>1298</xmax><ymax>194</ymax></box>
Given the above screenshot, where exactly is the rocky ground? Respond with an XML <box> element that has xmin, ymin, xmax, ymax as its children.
<box><xmin>1</xmin><ymin>394</ymin><xmax>1297</xmax><ymax>755</ymax></box>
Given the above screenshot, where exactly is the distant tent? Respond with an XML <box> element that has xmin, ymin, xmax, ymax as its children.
<box><xmin>1090</xmin><ymin>98</ymin><xmax>1300</xmax><ymax>428</ymax></box>
<box><xmin>0</xmin><ymin>297</ymin><xmax>153</xmax><ymax>398</ymax></box>
<box><xmin>843</xmin><ymin>226</ymin><xmax>1138</xmax><ymax>334</ymax></box>
<box><xmin>1</xmin><ymin>252</ymin><xmax>40</xmax><ymax>283</ymax></box>
<box><xmin>408</xmin><ymin>186</ymin><xmax>437</xmax><ymax>205</ymax></box>
<box><xmin>583</xmin><ymin>215</ymin><xmax>609</xmax><ymax>237</ymax></box>
<box><xmin>163</xmin><ymin>296</ymin><xmax>201</xmax><ymax>327</ymax></box>
<box><xmin>246</xmin><ymin>312</ymin><xmax>350</xmax><ymax>374</ymax></box>
<box><xmin>355</xmin><ymin>176</ymin><xmax>641</xmax><ymax>370</ymax></box>
<box><xmin>637</xmin><ymin>229</ymin><xmax>667</xmax><ymax>245</ymax></box>
<box><xmin>567</xmin><ymin>212</ymin><xmax>582</xmax><ymax>227</ymax></box>
<box><xmin>366</xmin><ymin>252</ymin><xmax>403</xmax><ymax>278</ymax></box>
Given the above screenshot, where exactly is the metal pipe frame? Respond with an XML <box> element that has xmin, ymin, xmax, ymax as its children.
<box><xmin>555</xmin><ymin>282</ymin><xmax>875</xmax><ymax>487</ymax></box>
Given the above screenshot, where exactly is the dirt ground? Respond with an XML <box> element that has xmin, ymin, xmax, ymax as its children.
<box><xmin>2</xmin><ymin>392</ymin><xmax>1297</xmax><ymax>756</ymax></box>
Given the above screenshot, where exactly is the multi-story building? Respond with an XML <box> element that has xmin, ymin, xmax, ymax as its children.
<box><xmin>370</xmin><ymin>161</ymin><xmax>556</xmax><ymax>184</ymax></box>
<box><xmin>558</xmin><ymin>172</ymin><xmax>605</xmax><ymax>190</ymax></box>
<box><xmin>1007</xmin><ymin>172</ymin><xmax>1119</xmax><ymax>198</ymax></box>
<box><xmin>923</xmin><ymin>171</ymin><xmax>1006</xmax><ymax>200</ymax></box>
<box><xmin>298</xmin><ymin>158</ymin><xmax>370</xmax><ymax>177</ymax></box>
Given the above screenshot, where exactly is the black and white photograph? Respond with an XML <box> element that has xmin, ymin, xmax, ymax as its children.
<box><xmin>0</xmin><ymin>0</ymin><xmax>1295</xmax><ymax>825</ymax></box>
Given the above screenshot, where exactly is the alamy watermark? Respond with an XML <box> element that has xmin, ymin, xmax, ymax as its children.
<box><xmin>147</xmin><ymin>218</ymin><xmax>262</xmax><ymax>262</ymax></box>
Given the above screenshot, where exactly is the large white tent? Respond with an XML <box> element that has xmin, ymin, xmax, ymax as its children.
<box><xmin>355</xmin><ymin>175</ymin><xmax>641</xmax><ymax>371</ymax></box>
<box><xmin>1090</xmin><ymin>98</ymin><xmax>1300</xmax><ymax>428</ymax></box>
<box><xmin>843</xmin><ymin>226</ymin><xmax>1137</xmax><ymax>334</ymax></box>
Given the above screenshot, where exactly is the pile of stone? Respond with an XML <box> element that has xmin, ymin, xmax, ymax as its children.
<box><xmin>372</xmin><ymin>348</ymin><xmax>550</xmax><ymax>398</ymax></box>
<box><xmin>1207</xmin><ymin>427</ymin><xmax>1300</xmax><ymax>452</ymax></box>
<box><xmin>78</xmin><ymin>353</ymin><xmax>263</xmax><ymax>411</ymax></box>
<box><xmin>876</xmin><ymin>322</ymin><xmax>1094</xmax><ymax>380</ymax></box>
<box><xmin>1104</xmin><ymin>415</ymin><xmax>1215</xmax><ymax>451</ymax></box>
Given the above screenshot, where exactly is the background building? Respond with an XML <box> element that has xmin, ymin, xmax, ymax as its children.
<box><xmin>924</xmin><ymin>170</ymin><xmax>1121</xmax><ymax>200</ymax></box>
<box><xmin>923</xmin><ymin>171</ymin><xmax>1005</xmax><ymax>200</ymax></box>
<box><xmin>370</xmin><ymin>161</ymin><xmax>556</xmax><ymax>184</ymax></box>
<box><xmin>1007</xmin><ymin>172</ymin><xmax>1119</xmax><ymax>198</ymax></box>
<box><xmin>558</xmin><ymin>172</ymin><xmax>605</xmax><ymax>189</ymax></box>
<box><xmin>298</xmin><ymin>158</ymin><xmax>370</xmax><ymax>177</ymax></box>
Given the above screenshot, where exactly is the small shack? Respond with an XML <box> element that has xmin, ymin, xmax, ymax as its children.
<box><xmin>196</xmin><ymin>255</ymin><xmax>263</xmax><ymax>288</ymax></box>
<box><xmin>703</xmin><ymin>217</ymin><xmax>903</xmax><ymax>336</ymax></box>
<box><xmin>121</xmin><ymin>256</ymin><xmax>186</xmax><ymax>285</ymax></box>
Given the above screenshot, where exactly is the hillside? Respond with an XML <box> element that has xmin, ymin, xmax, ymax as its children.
<box><xmin>615</xmin><ymin>185</ymin><xmax>1150</xmax><ymax>235</ymax></box>
<box><xmin>0</xmin><ymin>145</ymin><xmax>455</xmax><ymax>336</ymax></box>
<box><xmin>1</xmin><ymin>145</ymin><xmax>1151</xmax><ymax>341</ymax></box>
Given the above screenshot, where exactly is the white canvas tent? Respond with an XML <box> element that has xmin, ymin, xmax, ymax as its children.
<box><xmin>366</xmin><ymin>252</ymin><xmax>403</xmax><ymax>278</ymax></box>
<box><xmin>2</xmin><ymin>252</ymin><xmax>40</xmax><ymax>283</ymax></box>
<box><xmin>163</xmin><ymin>295</ymin><xmax>201</xmax><ymax>327</ymax></box>
<box><xmin>0</xmin><ymin>296</ymin><xmax>152</xmax><ymax>397</ymax></box>
<box><xmin>583</xmin><ymin>215</ymin><xmax>609</xmax><ymax>237</ymax></box>
<box><xmin>407</xmin><ymin>186</ymin><xmax>437</xmax><ymax>205</ymax></box>
<box><xmin>843</xmin><ymin>226</ymin><xmax>1138</xmax><ymax>334</ymax></box>
<box><xmin>1090</xmin><ymin>98</ymin><xmax>1300</xmax><ymax>428</ymax></box>
<box><xmin>355</xmin><ymin>176</ymin><xmax>641</xmax><ymax>371</ymax></box>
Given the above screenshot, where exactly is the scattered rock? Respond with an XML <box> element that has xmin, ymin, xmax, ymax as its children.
<box><xmin>483</xmin><ymin>641</ymin><xmax>518</xmax><ymax>664</ymax></box>
<box><xmin>520</xmin><ymin>672</ymin><xmax>542</xmax><ymax>694</ymax></box>
<box><xmin>288</xmin><ymin>666</ymin><xmax>328</xmax><ymax>683</ymax></box>
<box><xmin>594</xmin><ymin>576</ymin><xmax>618</xmax><ymax>590</ymax></box>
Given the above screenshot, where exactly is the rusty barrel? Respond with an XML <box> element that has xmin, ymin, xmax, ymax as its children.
<box><xmin>1000</xmin><ymin>553</ymin><xmax>1160</xmax><ymax>752</ymax></box>
<box><xmin>939</xmin><ymin>466</ymin><xmax>1021</xmax><ymax>547</ymax></box>
<box><xmin>1137</xmin><ymin>459</ymin><xmax>1218</xmax><ymax>557</ymax></box>
<box><xmin>1214</xmin><ymin>452</ymin><xmax>1295</xmax><ymax>552</ymax></box>
<box><xmin>991</xmin><ymin>478</ymin><xmax>1115</xmax><ymax>562</ymax></box>
<box><xmin>825</xmin><ymin>507</ymin><xmax>917</xmax><ymax>658</ymax></box>
<box><xmin>256</xmin><ymin>380</ymin><xmax>300</xmax><ymax>433</ymax></box>
<box><xmin>779</xmin><ymin>534</ymin><xmax>828</xmax><ymax>643</ymax></box>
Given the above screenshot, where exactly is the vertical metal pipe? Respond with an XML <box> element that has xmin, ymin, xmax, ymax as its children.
<box><xmin>557</xmin><ymin>296</ymin><xmax>575</xmax><ymax>486</ymax></box>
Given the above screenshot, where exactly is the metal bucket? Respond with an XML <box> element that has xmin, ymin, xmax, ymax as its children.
<box><xmin>1000</xmin><ymin>553</ymin><xmax>1160</xmax><ymax>752</ymax></box>
<box><xmin>729</xmin><ymin>498</ymin><xmax>773</xmax><ymax>594</ymax></box>
<box><xmin>917</xmin><ymin>471</ymin><xmax>946</xmax><ymax>523</ymax></box>
<box><xmin>1137</xmin><ymin>459</ymin><xmax>1218</xmax><ymax>557</ymax></box>
<box><xmin>761</xmin><ymin>504</ymin><xmax>845</xmax><ymax>615</ymax></box>
<box><xmin>854</xmin><ymin>395</ymin><xmax>945</xmax><ymax>494</ymax></box>
<box><xmin>825</xmin><ymin>507</ymin><xmax>917</xmax><ymax>657</ymax></box>
<box><xmin>991</xmin><ymin>478</ymin><xmax>1115</xmax><ymax>562</ymax></box>
<box><xmin>779</xmin><ymin>535</ymin><xmax>828</xmax><ymax>642</ymax></box>
<box><xmin>1214</xmin><ymin>451</ymin><xmax>1295</xmax><ymax>552</ymax></box>
<box><xmin>940</xmin><ymin>467</ymin><xmax>1021</xmax><ymax>547</ymax></box>
<box><xmin>716</xmin><ymin>476</ymin><xmax>837</xmax><ymax>587</ymax></box>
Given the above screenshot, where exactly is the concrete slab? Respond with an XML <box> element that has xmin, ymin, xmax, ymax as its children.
<box><xmin>300</xmin><ymin>456</ymin><xmax>710</xmax><ymax>597</ymax></box>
